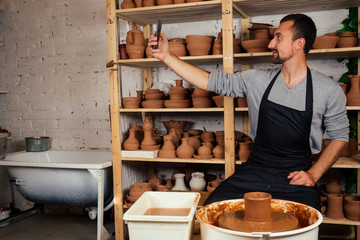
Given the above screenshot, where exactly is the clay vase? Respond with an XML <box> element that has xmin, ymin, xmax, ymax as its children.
<box><xmin>121</xmin><ymin>0</ymin><xmax>136</xmax><ymax>9</ymax></box>
<box><xmin>172</xmin><ymin>173</ymin><xmax>190</xmax><ymax>191</ymax></box>
<box><xmin>213</xmin><ymin>144</ymin><xmax>225</xmax><ymax>159</ymax></box>
<box><xmin>141</xmin><ymin>117</ymin><xmax>156</xmax><ymax>146</ymax></box>
<box><xmin>134</xmin><ymin>0</ymin><xmax>143</xmax><ymax>7</ymax></box>
<box><xmin>238</xmin><ymin>141</ymin><xmax>252</xmax><ymax>161</ymax></box>
<box><xmin>169</xmin><ymin>128</ymin><xmax>180</xmax><ymax>148</ymax></box>
<box><xmin>325</xmin><ymin>194</ymin><xmax>345</xmax><ymax>219</ymax></box>
<box><xmin>326</xmin><ymin>179</ymin><xmax>342</xmax><ymax>194</ymax></box>
<box><xmin>344</xmin><ymin>195</ymin><xmax>360</xmax><ymax>221</ymax></box>
<box><xmin>126</xmin><ymin>25</ymin><xmax>145</xmax><ymax>46</ymax></box>
<box><xmin>189</xmin><ymin>172</ymin><xmax>206</xmax><ymax>191</ymax></box>
<box><xmin>123</xmin><ymin>128</ymin><xmax>140</xmax><ymax>150</ymax></box>
<box><xmin>148</xmin><ymin>172</ymin><xmax>162</xmax><ymax>187</ymax></box>
<box><xmin>346</xmin><ymin>75</ymin><xmax>360</xmax><ymax>106</ymax></box>
<box><xmin>161</xmin><ymin>135</ymin><xmax>176</xmax><ymax>150</ymax></box>
<box><xmin>126</xmin><ymin>45</ymin><xmax>145</xmax><ymax>59</ymax></box>
<box><xmin>186</xmin><ymin>35</ymin><xmax>214</xmax><ymax>56</ymax></box>
<box><xmin>176</xmin><ymin>138</ymin><xmax>195</xmax><ymax>159</ymax></box>
<box><xmin>165</xmin><ymin>178</ymin><xmax>174</xmax><ymax>189</ymax></box>
<box><xmin>143</xmin><ymin>0</ymin><xmax>156</xmax><ymax>6</ymax></box>
<box><xmin>142</xmin><ymin>116</ymin><xmax>153</xmax><ymax>130</ymax></box>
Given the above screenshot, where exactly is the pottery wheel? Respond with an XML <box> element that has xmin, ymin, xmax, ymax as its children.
<box><xmin>218</xmin><ymin>210</ymin><xmax>298</xmax><ymax>233</ymax></box>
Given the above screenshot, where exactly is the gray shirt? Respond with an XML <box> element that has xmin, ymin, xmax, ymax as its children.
<box><xmin>207</xmin><ymin>67</ymin><xmax>349</xmax><ymax>154</ymax></box>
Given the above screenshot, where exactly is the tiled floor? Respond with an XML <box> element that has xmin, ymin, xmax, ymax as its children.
<box><xmin>0</xmin><ymin>212</ymin><xmax>115</xmax><ymax>240</ymax></box>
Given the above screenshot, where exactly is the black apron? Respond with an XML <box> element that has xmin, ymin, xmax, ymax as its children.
<box><xmin>204</xmin><ymin>68</ymin><xmax>321</xmax><ymax>211</ymax></box>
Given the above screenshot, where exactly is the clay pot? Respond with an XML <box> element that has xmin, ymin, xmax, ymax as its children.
<box><xmin>341</xmin><ymin>32</ymin><xmax>356</xmax><ymax>38</ymax></box>
<box><xmin>253</xmin><ymin>30</ymin><xmax>271</xmax><ymax>39</ymax></box>
<box><xmin>158</xmin><ymin>149</ymin><xmax>176</xmax><ymax>158</ymax></box>
<box><xmin>233</xmin><ymin>38</ymin><xmax>240</xmax><ymax>53</ymax></box>
<box><xmin>143</xmin><ymin>0</ymin><xmax>156</xmax><ymax>6</ymax></box>
<box><xmin>140</xmin><ymin>144</ymin><xmax>160</xmax><ymax>150</ymax></box>
<box><xmin>155</xmin><ymin>185</ymin><xmax>169</xmax><ymax>191</ymax></box>
<box><xmin>141</xmin><ymin>99</ymin><xmax>164</xmax><ymax>108</ymax></box>
<box><xmin>189</xmin><ymin>172</ymin><xmax>206</xmax><ymax>191</ymax></box>
<box><xmin>344</xmin><ymin>195</ymin><xmax>360</xmax><ymax>221</ymax></box>
<box><xmin>244</xmin><ymin>192</ymin><xmax>272</xmax><ymax>222</ymax></box>
<box><xmin>148</xmin><ymin>172</ymin><xmax>162</xmax><ymax>187</ymax></box>
<box><xmin>192</xmin><ymin>97</ymin><xmax>212</xmax><ymax>108</ymax></box>
<box><xmin>169</xmin><ymin>92</ymin><xmax>187</xmax><ymax>100</ymax></box>
<box><xmin>241</xmin><ymin>39</ymin><xmax>270</xmax><ymax>53</ymax></box>
<box><xmin>202</xmin><ymin>141</ymin><xmax>214</xmax><ymax>150</ymax></box>
<box><xmin>122</xmin><ymin>97</ymin><xmax>141</xmax><ymax>108</ymax></box>
<box><xmin>192</xmin><ymin>88</ymin><xmax>213</xmax><ymax>98</ymax></box>
<box><xmin>161</xmin><ymin>135</ymin><xmax>176</xmax><ymax>150</ymax></box>
<box><xmin>326</xmin><ymin>179</ymin><xmax>342</xmax><ymax>194</ymax></box>
<box><xmin>198</xmin><ymin>143</ymin><xmax>212</xmax><ymax>156</ymax></box>
<box><xmin>125</xmin><ymin>199</ymin><xmax>134</xmax><ymax>208</ymax></box>
<box><xmin>187</xmin><ymin>129</ymin><xmax>202</xmax><ymax>136</ymax></box>
<box><xmin>126</xmin><ymin>25</ymin><xmax>145</xmax><ymax>46</ymax></box>
<box><xmin>124</xmin><ymin>128</ymin><xmax>140</xmax><ymax>150</ymax></box>
<box><xmin>176</xmin><ymin>138</ymin><xmax>195</xmax><ymax>159</ymax></box>
<box><xmin>142</xmin><ymin>116</ymin><xmax>153</xmax><ymax>130</ymax></box>
<box><xmin>325</xmin><ymin>194</ymin><xmax>345</xmax><ymax>219</ymax></box>
<box><xmin>169</xmin><ymin>42</ymin><xmax>187</xmax><ymax>57</ymax></box>
<box><xmin>126</xmin><ymin>194</ymin><xmax>139</xmax><ymax>203</ymax></box>
<box><xmin>346</xmin><ymin>75</ymin><xmax>360</xmax><ymax>106</ymax></box>
<box><xmin>156</xmin><ymin>0</ymin><xmax>173</xmax><ymax>5</ymax></box>
<box><xmin>325</xmin><ymin>32</ymin><xmax>338</xmax><ymax>36</ymax></box>
<box><xmin>238</xmin><ymin>141</ymin><xmax>252</xmax><ymax>161</ymax></box>
<box><xmin>236</xmin><ymin>97</ymin><xmax>248</xmax><ymax>107</ymax></box>
<box><xmin>312</xmin><ymin>35</ymin><xmax>339</xmax><ymax>49</ymax></box>
<box><xmin>132</xmin><ymin>121</ymin><xmax>144</xmax><ymax>143</ymax></box>
<box><xmin>145</xmin><ymin>88</ymin><xmax>161</xmax><ymax>94</ymax></box>
<box><xmin>119</xmin><ymin>44</ymin><xmax>129</xmax><ymax>59</ymax></box>
<box><xmin>164</xmin><ymin>100</ymin><xmax>191</xmax><ymax>108</ymax></box>
<box><xmin>186</xmin><ymin>35</ymin><xmax>215</xmax><ymax>56</ymax></box>
<box><xmin>213</xmin><ymin>144</ymin><xmax>225</xmax><ymax>159</ymax></box>
<box><xmin>339</xmin><ymin>83</ymin><xmax>348</xmax><ymax>95</ymax></box>
<box><xmin>201</xmin><ymin>131</ymin><xmax>215</xmax><ymax>142</ymax></box>
<box><xmin>207</xmin><ymin>182</ymin><xmax>216</xmax><ymax>192</ymax></box>
<box><xmin>337</xmin><ymin>37</ymin><xmax>359</xmax><ymax>48</ymax></box>
<box><xmin>144</xmin><ymin>91</ymin><xmax>164</xmax><ymax>100</ymax></box>
<box><xmin>134</xmin><ymin>0</ymin><xmax>143</xmax><ymax>7</ymax></box>
<box><xmin>172</xmin><ymin>173</ymin><xmax>189</xmax><ymax>191</ymax></box>
<box><xmin>213</xmin><ymin>42</ymin><xmax>222</xmax><ymax>55</ymax></box>
<box><xmin>212</xmin><ymin>95</ymin><xmax>224</xmax><ymax>107</ymax></box>
<box><xmin>188</xmin><ymin>135</ymin><xmax>201</xmax><ymax>152</ymax></box>
<box><xmin>126</xmin><ymin>45</ymin><xmax>145</xmax><ymax>59</ymax></box>
<box><xmin>121</xmin><ymin>0</ymin><xmax>136</xmax><ymax>9</ymax></box>
<box><xmin>129</xmin><ymin>182</ymin><xmax>153</xmax><ymax>198</ymax></box>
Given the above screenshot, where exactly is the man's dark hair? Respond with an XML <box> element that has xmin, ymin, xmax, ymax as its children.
<box><xmin>280</xmin><ymin>14</ymin><xmax>317</xmax><ymax>55</ymax></box>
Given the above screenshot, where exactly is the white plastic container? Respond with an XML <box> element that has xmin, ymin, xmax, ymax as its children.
<box><xmin>123</xmin><ymin>191</ymin><xmax>200</xmax><ymax>240</ymax></box>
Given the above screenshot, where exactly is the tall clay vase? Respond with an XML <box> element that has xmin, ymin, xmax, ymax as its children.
<box><xmin>123</xmin><ymin>128</ymin><xmax>140</xmax><ymax>150</ymax></box>
<box><xmin>189</xmin><ymin>172</ymin><xmax>206</xmax><ymax>191</ymax></box>
<box><xmin>346</xmin><ymin>75</ymin><xmax>360</xmax><ymax>106</ymax></box>
<box><xmin>161</xmin><ymin>135</ymin><xmax>176</xmax><ymax>150</ymax></box>
<box><xmin>141</xmin><ymin>129</ymin><xmax>156</xmax><ymax>146</ymax></box>
<box><xmin>325</xmin><ymin>194</ymin><xmax>345</xmax><ymax>219</ymax></box>
<box><xmin>172</xmin><ymin>173</ymin><xmax>190</xmax><ymax>191</ymax></box>
<box><xmin>121</xmin><ymin>0</ymin><xmax>136</xmax><ymax>9</ymax></box>
<box><xmin>344</xmin><ymin>195</ymin><xmax>360</xmax><ymax>221</ymax></box>
<box><xmin>176</xmin><ymin>138</ymin><xmax>195</xmax><ymax>159</ymax></box>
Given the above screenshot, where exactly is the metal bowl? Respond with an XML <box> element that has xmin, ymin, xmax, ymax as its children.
<box><xmin>25</xmin><ymin>136</ymin><xmax>50</xmax><ymax>152</ymax></box>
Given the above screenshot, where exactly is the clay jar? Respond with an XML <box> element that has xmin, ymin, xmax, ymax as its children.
<box><xmin>238</xmin><ymin>141</ymin><xmax>252</xmax><ymax>161</ymax></box>
<box><xmin>158</xmin><ymin>135</ymin><xmax>176</xmax><ymax>158</ymax></box>
<box><xmin>186</xmin><ymin>35</ymin><xmax>215</xmax><ymax>56</ymax></box>
<box><xmin>241</xmin><ymin>39</ymin><xmax>270</xmax><ymax>53</ymax></box>
<box><xmin>344</xmin><ymin>195</ymin><xmax>360</xmax><ymax>221</ymax></box>
<box><xmin>212</xmin><ymin>173</ymin><xmax>223</xmax><ymax>187</ymax></box>
<box><xmin>126</xmin><ymin>45</ymin><xmax>145</xmax><ymax>59</ymax></box>
<box><xmin>126</xmin><ymin>25</ymin><xmax>145</xmax><ymax>46</ymax></box>
<box><xmin>201</xmin><ymin>131</ymin><xmax>215</xmax><ymax>143</ymax></box>
<box><xmin>169</xmin><ymin>128</ymin><xmax>180</xmax><ymax>148</ymax></box>
<box><xmin>189</xmin><ymin>172</ymin><xmax>206</xmax><ymax>191</ymax></box>
<box><xmin>325</xmin><ymin>194</ymin><xmax>345</xmax><ymax>219</ymax></box>
<box><xmin>176</xmin><ymin>138</ymin><xmax>195</xmax><ymax>159</ymax></box>
<box><xmin>119</xmin><ymin>44</ymin><xmax>129</xmax><ymax>59</ymax></box>
<box><xmin>188</xmin><ymin>135</ymin><xmax>201</xmax><ymax>152</ymax></box>
<box><xmin>123</xmin><ymin>128</ymin><xmax>140</xmax><ymax>150</ymax></box>
<box><xmin>346</xmin><ymin>75</ymin><xmax>360</xmax><ymax>106</ymax></box>
<box><xmin>121</xmin><ymin>0</ymin><xmax>136</xmax><ymax>9</ymax></box>
<box><xmin>325</xmin><ymin>179</ymin><xmax>342</xmax><ymax>194</ymax></box>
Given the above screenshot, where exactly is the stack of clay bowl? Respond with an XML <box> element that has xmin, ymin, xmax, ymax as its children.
<box><xmin>241</xmin><ymin>22</ymin><xmax>272</xmax><ymax>53</ymax></box>
<box><xmin>142</xmin><ymin>88</ymin><xmax>165</xmax><ymax>108</ymax></box>
<box><xmin>122</xmin><ymin>97</ymin><xmax>141</xmax><ymax>108</ymax></box>
<box><xmin>125</xmin><ymin>182</ymin><xmax>153</xmax><ymax>207</ymax></box>
<box><xmin>186</xmin><ymin>35</ymin><xmax>215</xmax><ymax>56</ymax></box>
<box><xmin>313</xmin><ymin>33</ymin><xmax>339</xmax><ymax>49</ymax></box>
<box><xmin>322</xmin><ymin>179</ymin><xmax>345</xmax><ymax>219</ymax></box>
<box><xmin>192</xmin><ymin>88</ymin><xmax>214</xmax><ymax>108</ymax></box>
<box><xmin>165</xmin><ymin>79</ymin><xmax>191</xmax><ymax>108</ymax></box>
<box><xmin>126</xmin><ymin>25</ymin><xmax>146</xmax><ymax>59</ymax></box>
<box><xmin>212</xmin><ymin>29</ymin><xmax>239</xmax><ymax>54</ymax></box>
<box><xmin>168</xmin><ymin>38</ymin><xmax>187</xmax><ymax>57</ymax></box>
<box><xmin>337</xmin><ymin>31</ymin><xmax>359</xmax><ymax>48</ymax></box>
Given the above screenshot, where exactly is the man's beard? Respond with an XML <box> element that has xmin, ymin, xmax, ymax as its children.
<box><xmin>271</xmin><ymin>50</ymin><xmax>290</xmax><ymax>64</ymax></box>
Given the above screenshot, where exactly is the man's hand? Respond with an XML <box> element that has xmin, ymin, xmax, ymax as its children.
<box><xmin>287</xmin><ymin>170</ymin><xmax>316</xmax><ymax>187</ymax></box>
<box><xmin>148</xmin><ymin>31</ymin><xmax>169</xmax><ymax>61</ymax></box>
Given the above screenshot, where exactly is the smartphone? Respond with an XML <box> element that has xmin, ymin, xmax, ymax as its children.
<box><xmin>152</xmin><ymin>20</ymin><xmax>162</xmax><ymax>49</ymax></box>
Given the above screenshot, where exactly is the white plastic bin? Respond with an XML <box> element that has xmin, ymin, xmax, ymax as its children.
<box><xmin>123</xmin><ymin>191</ymin><xmax>200</xmax><ymax>240</ymax></box>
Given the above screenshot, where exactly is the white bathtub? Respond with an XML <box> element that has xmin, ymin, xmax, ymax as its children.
<box><xmin>0</xmin><ymin>150</ymin><xmax>113</xmax><ymax>240</ymax></box>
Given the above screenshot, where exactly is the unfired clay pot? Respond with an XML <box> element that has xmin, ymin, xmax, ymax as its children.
<box><xmin>121</xmin><ymin>0</ymin><xmax>136</xmax><ymax>9</ymax></box>
<box><xmin>119</xmin><ymin>44</ymin><xmax>129</xmax><ymax>59</ymax></box>
<box><xmin>337</xmin><ymin>37</ymin><xmax>359</xmax><ymax>48</ymax></box>
<box><xmin>325</xmin><ymin>194</ymin><xmax>345</xmax><ymax>219</ymax></box>
<box><xmin>192</xmin><ymin>97</ymin><xmax>212</xmax><ymax>108</ymax></box>
<box><xmin>188</xmin><ymin>135</ymin><xmax>201</xmax><ymax>152</ymax></box>
<box><xmin>325</xmin><ymin>179</ymin><xmax>342</xmax><ymax>194</ymax></box>
<box><xmin>126</xmin><ymin>25</ymin><xmax>145</xmax><ymax>46</ymax></box>
<box><xmin>163</xmin><ymin>120</ymin><xmax>187</xmax><ymax>135</ymax></box>
<box><xmin>165</xmin><ymin>178</ymin><xmax>174</xmax><ymax>189</ymax></box>
<box><xmin>161</xmin><ymin>135</ymin><xmax>175</xmax><ymax>150</ymax></box>
<box><xmin>126</xmin><ymin>45</ymin><xmax>145</xmax><ymax>59</ymax></box>
<box><xmin>344</xmin><ymin>195</ymin><xmax>360</xmax><ymax>221</ymax></box>
<box><xmin>176</xmin><ymin>137</ymin><xmax>195</xmax><ymax>159</ymax></box>
<box><xmin>212</xmin><ymin>173</ymin><xmax>223</xmax><ymax>187</ymax></box>
<box><xmin>198</xmin><ymin>143</ymin><xmax>212</xmax><ymax>156</ymax></box>
<box><xmin>346</xmin><ymin>75</ymin><xmax>360</xmax><ymax>106</ymax></box>
<box><xmin>189</xmin><ymin>172</ymin><xmax>206</xmax><ymax>191</ymax></box>
<box><xmin>213</xmin><ymin>144</ymin><xmax>225</xmax><ymax>159</ymax></box>
<box><xmin>186</xmin><ymin>35</ymin><xmax>214</xmax><ymax>56</ymax></box>
<box><xmin>241</xmin><ymin>39</ymin><xmax>270</xmax><ymax>53</ymax></box>
<box><xmin>148</xmin><ymin>172</ymin><xmax>162</xmax><ymax>187</ymax></box>
<box><xmin>312</xmin><ymin>35</ymin><xmax>339</xmax><ymax>49</ymax></box>
<box><xmin>124</xmin><ymin>128</ymin><xmax>140</xmax><ymax>150</ymax></box>
<box><xmin>172</xmin><ymin>173</ymin><xmax>189</xmax><ymax>191</ymax></box>
<box><xmin>156</xmin><ymin>0</ymin><xmax>173</xmax><ymax>5</ymax></box>
<box><xmin>169</xmin><ymin>128</ymin><xmax>180</xmax><ymax>148</ymax></box>
<box><xmin>134</xmin><ymin>0</ymin><xmax>143</xmax><ymax>7</ymax></box>
<box><xmin>169</xmin><ymin>42</ymin><xmax>187</xmax><ymax>57</ymax></box>
<box><xmin>143</xmin><ymin>0</ymin><xmax>156</xmax><ymax>6</ymax></box>
<box><xmin>238</xmin><ymin>141</ymin><xmax>252</xmax><ymax>161</ymax></box>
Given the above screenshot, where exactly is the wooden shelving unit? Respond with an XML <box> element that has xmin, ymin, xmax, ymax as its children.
<box><xmin>106</xmin><ymin>1</ymin><xmax>360</xmax><ymax>239</ymax></box>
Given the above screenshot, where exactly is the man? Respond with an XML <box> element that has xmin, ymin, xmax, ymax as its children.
<box><xmin>148</xmin><ymin>14</ymin><xmax>349</xmax><ymax>210</ymax></box>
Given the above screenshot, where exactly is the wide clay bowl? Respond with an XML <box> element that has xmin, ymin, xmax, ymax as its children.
<box><xmin>141</xmin><ymin>100</ymin><xmax>164</xmax><ymax>108</ymax></box>
<box><xmin>123</xmin><ymin>101</ymin><xmax>141</xmax><ymax>108</ymax></box>
<box><xmin>165</xmin><ymin>99</ymin><xmax>191</xmax><ymax>108</ymax></box>
<box><xmin>241</xmin><ymin>39</ymin><xmax>270</xmax><ymax>52</ymax></box>
<box><xmin>156</xmin><ymin>0</ymin><xmax>173</xmax><ymax>5</ymax></box>
<box><xmin>212</xmin><ymin>95</ymin><xmax>224</xmax><ymax>107</ymax></box>
<box><xmin>144</xmin><ymin>92</ymin><xmax>164</xmax><ymax>100</ymax></box>
<box><xmin>186</xmin><ymin>35</ymin><xmax>214</xmax><ymax>43</ymax></box>
<box><xmin>192</xmin><ymin>97</ymin><xmax>213</xmax><ymax>108</ymax></box>
<box><xmin>253</xmin><ymin>31</ymin><xmax>271</xmax><ymax>39</ymax></box>
<box><xmin>169</xmin><ymin>42</ymin><xmax>187</xmax><ymax>57</ymax></box>
<box><xmin>126</xmin><ymin>45</ymin><xmax>145</xmax><ymax>59</ymax></box>
<box><xmin>123</xmin><ymin>97</ymin><xmax>141</xmax><ymax>102</ymax></box>
<box><xmin>341</xmin><ymin>31</ymin><xmax>356</xmax><ymax>38</ymax></box>
<box><xmin>313</xmin><ymin>35</ymin><xmax>339</xmax><ymax>49</ymax></box>
<box><xmin>337</xmin><ymin>37</ymin><xmax>359</xmax><ymax>48</ymax></box>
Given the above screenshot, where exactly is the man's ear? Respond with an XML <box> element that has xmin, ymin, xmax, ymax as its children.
<box><xmin>296</xmin><ymin>38</ymin><xmax>306</xmax><ymax>50</ymax></box>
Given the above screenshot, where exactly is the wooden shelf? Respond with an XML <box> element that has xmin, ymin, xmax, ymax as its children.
<box><xmin>121</xmin><ymin>157</ymin><xmax>225</xmax><ymax>164</ymax></box>
<box><xmin>117</xmin><ymin>47</ymin><xmax>360</xmax><ymax>67</ymax></box>
<box><xmin>119</xmin><ymin>107</ymin><xmax>224</xmax><ymax>112</ymax></box>
<box><xmin>332</xmin><ymin>157</ymin><xmax>360</xmax><ymax>168</ymax></box>
<box><xmin>116</xmin><ymin>0</ymin><xmax>358</xmax><ymax>24</ymax></box>
<box><xmin>323</xmin><ymin>217</ymin><xmax>360</xmax><ymax>226</ymax></box>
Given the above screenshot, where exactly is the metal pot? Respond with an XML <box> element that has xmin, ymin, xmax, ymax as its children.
<box><xmin>25</xmin><ymin>136</ymin><xmax>50</xmax><ymax>152</ymax></box>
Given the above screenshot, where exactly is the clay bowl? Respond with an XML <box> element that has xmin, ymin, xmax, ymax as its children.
<box><xmin>248</xmin><ymin>47</ymin><xmax>270</xmax><ymax>53</ymax></box>
<box><xmin>337</xmin><ymin>37</ymin><xmax>359</xmax><ymax>48</ymax></box>
<box><xmin>156</xmin><ymin>0</ymin><xmax>173</xmax><ymax>5</ymax></box>
<box><xmin>241</xmin><ymin>39</ymin><xmax>270</xmax><ymax>52</ymax></box>
<box><xmin>144</xmin><ymin>92</ymin><xmax>164</xmax><ymax>100</ymax></box>
<box><xmin>187</xmin><ymin>129</ymin><xmax>203</xmax><ymax>136</ymax></box>
<box><xmin>192</xmin><ymin>88</ymin><xmax>213</xmax><ymax>98</ymax></box>
<box><xmin>170</xmin><ymin>92</ymin><xmax>187</xmax><ymax>100</ymax></box>
<box><xmin>313</xmin><ymin>35</ymin><xmax>339</xmax><ymax>49</ymax></box>
<box><xmin>130</xmin><ymin>182</ymin><xmax>153</xmax><ymax>190</ymax></box>
<box><xmin>212</xmin><ymin>95</ymin><xmax>224</xmax><ymax>107</ymax></box>
<box><xmin>341</xmin><ymin>31</ymin><xmax>356</xmax><ymax>38</ymax></box>
<box><xmin>193</xmin><ymin>154</ymin><xmax>213</xmax><ymax>160</ymax></box>
<box><xmin>235</xmin><ymin>97</ymin><xmax>247</xmax><ymax>107</ymax></box>
<box><xmin>126</xmin><ymin>45</ymin><xmax>145</xmax><ymax>59</ymax></box>
<box><xmin>141</xmin><ymin>100</ymin><xmax>164</xmax><ymax>108</ymax></box>
<box><xmin>192</xmin><ymin>97</ymin><xmax>213</xmax><ymax>108</ymax></box>
<box><xmin>168</xmin><ymin>42</ymin><xmax>187</xmax><ymax>57</ymax></box>
<box><xmin>165</xmin><ymin>99</ymin><xmax>191</xmax><ymax>108</ymax></box>
<box><xmin>140</xmin><ymin>144</ymin><xmax>161</xmax><ymax>150</ymax></box>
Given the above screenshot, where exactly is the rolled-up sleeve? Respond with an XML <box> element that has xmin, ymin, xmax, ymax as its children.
<box><xmin>207</xmin><ymin>71</ymin><xmax>250</xmax><ymax>98</ymax></box>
